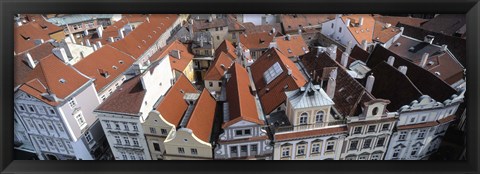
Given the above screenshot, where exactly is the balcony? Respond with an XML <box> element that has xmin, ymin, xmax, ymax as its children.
<box><xmin>274</xmin><ymin>120</ymin><xmax>346</xmax><ymax>133</ymax></box>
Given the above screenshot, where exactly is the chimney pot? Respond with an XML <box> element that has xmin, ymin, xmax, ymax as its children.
<box><xmin>96</xmin><ymin>25</ymin><xmax>103</xmax><ymax>38</ymax></box>
<box><xmin>420</xmin><ymin>53</ymin><xmax>429</xmax><ymax>68</ymax></box>
<box><xmin>387</xmin><ymin>56</ymin><xmax>395</xmax><ymax>66</ymax></box>
<box><xmin>24</xmin><ymin>53</ymin><xmax>36</xmax><ymax>69</ymax></box>
<box><xmin>341</xmin><ymin>52</ymin><xmax>349</xmax><ymax>67</ymax></box>
<box><xmin>366</xmin><ymin>74</ymin><xmax>375</xmax><ymax>93</ymax></box>
<box><xmin>398</xmin><ymin>66</ymin><xmax>408</xmax><ymax>75</ymax></box>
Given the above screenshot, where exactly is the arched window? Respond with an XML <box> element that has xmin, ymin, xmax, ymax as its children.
<box><xmin>299</xmin><ymin>113</ymin><xmax>308</xmax><ymax>125</ymax></box>
<box><xmin>315</xmin><ymin>111</ymin><xmax>324</xmax><ymax>123</ymax></box>
<box><xmin>372</xmin><ymin>107</ymin><xmax>379</xmax><ymax>115</ymax></box>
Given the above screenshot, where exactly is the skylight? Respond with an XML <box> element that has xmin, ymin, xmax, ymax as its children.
<box><xmin>263</xmin><ymin>62</ymin><xmax>283</xmax><ymax>84</ymax></box>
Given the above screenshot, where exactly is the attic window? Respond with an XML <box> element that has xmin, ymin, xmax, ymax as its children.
<box><xmin>263</xmin><ymin>62</ymin><xmax>283</xmax><ymax>84</ymax></box>
<box><xmin>428</xmin><ymin>61</ymin><xmax>434</xmax><ymax>65</ymax></box>
<box><xmin>287</xmin><ymin>48</ymin><xmax>292</xmax><ymax>53</ymax></box>
<box><xmin>288</xmin><ymin>25</ymin><xmax>291</xmax><ymax>29</ymax></box>
<box><xmin>112</xmin><ymin>66</ymin><xmax>118</xmax><ymax>70</ymax></box>
<box><xmin>119</xmin><ymin>60</ymin><xmax>124</xmax><ymax>64</ymax></box>
<box><xmin>434</xmin><ymin>72</ymin><xmax>441</xmax><ymax>76</ymax></box>
<box><xmin>408</xmin><ymin>47</ymin><xmax>415</xmax><ymax>51</ymax></box>
<box><xmin>148</xmin><ymin>35</ymin><xmax>152</xmax><ymax>39</ymax></box>
<box><xmin>59</xmin><ymin>79</ymin><xmax>66</xmax><ymax>84</ymax></box>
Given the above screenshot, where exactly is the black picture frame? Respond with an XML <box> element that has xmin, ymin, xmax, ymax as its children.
<box><xmin>1</xmin><ymin>0</ymin><xmax>479</xmax><ymax>173</ymax></box>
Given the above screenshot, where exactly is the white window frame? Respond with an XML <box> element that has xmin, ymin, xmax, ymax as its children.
<box><xmin>123</xmin><ymin>137</ymin><xmax>130</xmax><ymax>145</ymax></box>
<box><xmin>315</xmin><ymin>111</ymin><xmax>324</xmax><ymax>123</ymax></box>
<box><xmin>349</xmin><ymin>140</ymin><xmax>359</xmax><ymax>150</ymax></box>
<box><xmin>311</xmin><ymin>142</ymin><xmax>321</xmax><ymax>154</ymax></box>
<box><xmin>398</xmin><ymin>131</ymin><xmax>407</xmax><ymax>141</ymax></box>
<box><xmin>85</xmin><ymin>132</ymin><xmax>93</xmax><ymax>143</ymax></box>
<box><xmin>68</xmin><ymin>98</ymin><xmax>77</xmax><ymax>109</ymax></box>
<box><xmin>296</xmin><ymin>144</ymin><xmax>306</xmax><ymax>156</ymax></box>
<box><xmin>191</xmin><ymin>148</ymin><xmax>198</xmax><ymax>155</ymax></box>
<box><xmin>281</xmin><ymin>147</ymin><xmax>290</xmax><ymax>157</ymax></box>
<box><xmin>418</xmin><ymin>129</ymin><xmax>427</xmax><ymax>139</ymax></box>
<box><xmin>363</xmin><ymin>138</ymin><xmax>372</xmax><ymax>149</ymax></box>
<box><xmin>178</xmin><ymin>147</ymin><xmax>185</xmax><ymax>154</ymax></box>
<box><xmin>326</xmin><ymin>141</ymin><xmax>335</xmax><ymax>152</ymax></box>
<box><xmin>74</xmin><ymin>112</ymin><xmax>87</xmax><ymax>129</ymax></box>
<box><xmin>299</xmin><ymin>112</ymin><xmax>308</xmax><ymax>125</ymax></box>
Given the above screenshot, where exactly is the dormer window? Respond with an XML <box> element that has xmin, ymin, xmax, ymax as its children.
<box><xmin>59</xmin><ymin>79</ymin><xmax>66</xmax><ymax>84</ymax></box>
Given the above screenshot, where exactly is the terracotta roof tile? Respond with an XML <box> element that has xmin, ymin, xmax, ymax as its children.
<box><xmin>275</xmin><ymin>126</ymin><xmax>348</xmax><ymax>141</ymax></box>
<box><xmin>186</xmin><ymin>89</ymin><xmax>217</xmax><ymax>142</ymax></box>
<box><xmin>281</xmin><ymin>14</ymin><xmax>335</xmax><ymax>33</ymax></box>
<box><xmin>73</xmin><ymin>45</ymin><xmax>135</xmax><ymax>92</ymax></box>
<box><xmin>373</xmin><ymin>15</ymin><xmax>428</xmax><ymax>27</ymax></box>
<box><xmin>204</xmin><ymin>52</ymin><xmax>234</xmax><ymax>81</ymax></box>
<box><xmin>250</xmin><ymin>48</ymin><xmax>307</xmax><ymax>114</ymax></box>
<box><xmin>95</xmin><ymin>75</ymin><xmax>145</xmax><ymax>115</ymax></box>
<box><xmin>274</xmin><ymin>34</ymin><xmax>309</xmax><ymax>57</ymax></box>
<box><xmin>18</xmin><ymin>55</ymin><xmax>90</xmax><ymax>106</ymax></box>
<box><xmin>156</xmin><ymin>75</ymin><xmax>198</xmax><ymax>126</ymax></box>
<box><xmin>14</xmin><ymin>42</ymin><xmax>55</xmax><ymax>87</ymax></box>
<box><xmin>239</xmin><ymin>31</ymin><xmax>275</xmax><ymax>50</ymax></box>
<box><xmin>214</xmin><ymin>40</ymin><xmax>237</xmax><ymax>60</ymax></box>
<box><xmin>341</xmin><ymin>14</ymin><xmax>376</xmax><ymax>45</ymax></box>
<box><xmin>388</xmin><ymin>36</ymin><xmax>464</xmax><ymax>85</ymax></box>
<box><xmin>223</xmin><ymin>63</ymin><xmax>264</xmax><ymax>128</ymax></box>
<box><xmin>243</xmin><ymin>22</ymin><xmax>282</xmax><ymax>34</ymax></box>
<box><xmin>15</xmin><ymin>22</ymin><xmax>55</xmax><ymax>54</ymax></box>
<box><xmin>156</xmin><ymin>40</ymin><xmax>195</xmax><ymax>72</ymax></box>
<box><xmin>109</xmin><ymin>14</ymin><xmax>178</xmax><ymax>59</ymax></box>
<box><xmin>366</xmin><ymin>45</ymin><xmax>458</xmax><ymax>110</ymax></box>
<box><xmin>372</xmin><ymin>21</ymin><xmax>402</xmax><ymax>44</ymax></box>
<box><xmin>300</xmin><ymin>49</ymin><xmax>375</xmax><ymax>116</ymax></box>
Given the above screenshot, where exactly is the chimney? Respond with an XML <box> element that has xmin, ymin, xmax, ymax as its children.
<box><xmin>199</xmin><ymin>37</ymin><xmax>204</xmax><ymax>47</ymax></box>
<box><xmin>188</xmin><ymin>19</ymin><xmax>194</xmax><ymax>38</ymax></box>
<box><xmin>220</xmin><ymin>64</ymin><xmax>226</xmax><ymax>71</ymax></box>
<box><xmin>118</xmin><ymin>28</ymin><xmax>125</xmax><ymax>39</ymax></box>
<box><xmin>24</xmin><ymin>53</ymin><xmax>36</xmax><ymax>69</ymax></box>
<box><xmin>361</xmin><ymin>39</ymin><xmax>368</xmax><ymax>50</ymax></box>
<box><xmin>84</xmin><ymin>29</ymin><xmax>89</xmax><ymax>36</ymax></box>
<box><xmin>34</xmin><ymin>39</ymin><xmax>44</xmax><ymax>46</ymax></box>
<box><xmin>420</xmin><ymin>53</ymin><xmax>429</xmax><ymax>68</ymax></box>
<box><xmin>52</xmin><ymin>47</ymin><xmax>69</xmax><ymax>63</ymax></box>
<box><xmin>298</xmin><ymin>28</ymin><xmax>302</xmax><ymax>34</ymax></box>
<box><xmin>80</xmin><ymin>51</ymin><xmax>86</xmax><ymax>59</ymax></box>
<box><xmin>171</xmin><ymin>50</ymin><xmax>181</xmax><ymax>59</ymax></box>
<box><xmin>287</xmin><ymin>67</ymin><xmax>292</xmax><ymax>76</ymax></box>
<box><xmin>358</xmin><ymin>17</ymin><xmax>364</xmax><ymax>26</ymax></box>
<box><xmin>92</xmin><ymin>44</ymin><xmax>98</xmax><ymax>51</ymax></box>
<box><xmin>441</xmin><ymin>44</ymin><xmax>448</xmax><ymax>52</ymax></box>
<box><xmin>16</xmin><ymin>21</ymin><xmax>23</xmax><ymax>26</ymax></box>
<box><xmin>146</xmin><ymin>16</ymin><xmax>150</xmax><ymax>23</ymax></box>
<box><xmin>327</xmin><ymin>44</ymin><xmax>337</xmax><ymax>60</ymax></box>
<box><xmin>285</xmin><ymin>34</ymin><xmax>291</xmax><ymax>41</ymax></box>
<box><xmin>366</xmin><ymin>74</ymin><xmax>375</xmax><ymax>93</ymax></box>
<box><xmin>272</xmin><ymin>27</ymin><xmax>276</xmax><ymax>34</ymax></box>
<box><xmin>326</xmin><ymin>77</ymin><xmax>336</xmax><ymax>99</ymax></box>
<box><xmin>85</xmin><ymin>39</ymin><xmax>91</xmax><ymax>46</ymax></box>
<box><xmin>346</xmin><ymin>41</ymin><xmax>354</xmax><ymax>54</ymax></box>
<box><xmin>96</xmin><ymin>41</ymin><xmax>103</xmax><ymax>48</ymax></box>
<box><xmin>68</xmin><ymin>33</ymin><xmax>76</xmax><ymax>44</ymax></box>
<box><xmin>387</xmin><ymin>56</ymin><xmax>395</xmax><ymax>66</ymax></box>
<box><xmin>345</xmin><ymin>19</ymin><xmax>351</xmax><ymax>27</ymax></box>
<box><xmin>208</xmin><ymin>16</ymin><xmax>213</xmax><ymax>23</ymax></box>
<box><xmin>424</xmin><ymin>35</ymin><xmax>434</xmax><ymax>44</ymax></box>
<box><xmin>96</xmin><ymin>25</ymin><xmax>103</xmax><ymax>38</ymax></box>
<box><xmin>108</xmin><ymin>37</ymin><xmax>115</xmax><ymax>43</ymax></box>
<box><xmin>341</xmin><ymin>52</ymin><xmax>349</xmax><ymax>67</ymax></box>
<box><xmin>269</xmin><ymin>41</ymin><xmax>277</xmax><ymax>49</ymax></box>
<box><xmin>398</xmin><ymin>66</ymin><xmax>408</xmax><ymax>75</ymax></box>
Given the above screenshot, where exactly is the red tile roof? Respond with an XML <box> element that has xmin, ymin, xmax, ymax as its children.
<box><xmin>87</xmin><ymin>14</ymin><xmax>148</xmax><ymax>45</ymax></box>
<box><xmin>109</xmin><ymin>14</ymin><xmax>178</xmax><ymax>59</ymax></box>
<box><xmin>281</xmin><ymin>14</ymin><xmax>335</xmax><ymax>33</ymax></box>
<box><xmin>14</xmin><ymin>42</ymin><xmax>55</xmax><ymax>87</ymax></box>
<box><xmin>223</xmin><ymin>63</ymin><xmax>264</xmax><ymax>128</ymax></box>
<box><xmin>158</xmin><ymin>40</ymin><xmax>194</xmax><ymax>72</ymax></box>
<box><xmin>274</xmin><ymin>34</ymin><xmax>309</xmax><ymax>57</ymax></box>
<box><xmin>341</xmin><ymin>14</ymin><xmax>376</xmax><ymax>45</ymax></box>
<box><xmin>372</xmin><ymin>21</ymin><xmax>402</xmax><ymax>44</ymax></box>
<box><xmin>373</xmin><ymin>15</ymin><xmax>428</xmax><ymax>27</ymax></box>
<box><xmin>73</xmin><ymin>45</ymin><xmax>136</xmax><ymax>92</ymax></box>
<box><xmin>204</xmin><ymin>52</ymin><xmax>234</xmax><ymax>81</ymax></box>
<box><xmin>215</xmin><ymin>40</ymin><xmax>237</xmax><ymax>61</ymax></box>
<box><xmin>275</xmin><ymin>126</ymin><xmax>348</xmax><ymax>141</ymax></box>
<box><xmin>186</xmin><ymin>89</ymin><xmax>217</xmax><ymax>142</ymax></box>
<box><xmin>156</xmin><ymin>75</ymin><xmax>198</xmax><ymax>126</ymax></box>
<box><xmin>18</xmin><ymin>55</ymin><xmax>90</xmax><ymax>106</ymax></box>
<box><xmin>94</xmin><ymin>75</ymin><xmax>145</xmax><ymax>115</ymax></box>
<box><xmin>250</xmin><ymin>48</ymin><xmax>307</xmax><ymax>114</ymax></box>
<box><xmin>239</xmin><ymin>32</ymin><xmax>275</xmax><ymax>50</ymax></box>
<box><xmin>15</xmin><ymin>22</ymin><xmax>56</xmax><ymax>54</ymax></box>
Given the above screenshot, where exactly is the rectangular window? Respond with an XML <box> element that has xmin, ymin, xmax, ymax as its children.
<box><xmin>376</xmin><ymin>137</ymin><xmax>386</xmax><ymax>147</ymax></box>
<box><xmin>367</xmin><ymin>125</ymin><xmax>376</xmax><ymax>133</ymax></box>
<box><xmin>418</xmin><ymin>130</ymin><xmax>427</xmax><ymax>139</ymax></box>
<box><xmin>306</xmin><ymin>143</ymin><xmax>318</xmax><ymax>154</ymax></box>
<box><xmin>48</xmin><ymin>107</ymin><xmax>56</xmax><ymax>115</ymax></box>
<box><xmin>56</xmin><ymin>122</ymin><xmax>64</xmax><ymax>132</ymax></box>
<box><xmin>191</xmin><ymin>148</ymin><xmax>198</xmax><ymax>155</ymax></box>
<box><xmin>240</xmin><ymin>145</ymin><xmax>248</xmax><ymax>153</ymax></box>
<box><xmin>297</xmin><ymin>145</ymin><xmax>306</xmax><ymax>156</ymax></box>
<box><xmin>161</xmin><ymin>129</ymin><xmax>167</xmax><ymax>135</ymax></box>
<box><xmin>105</xmin><ymin>121</ymin><xmax>111</xmax><ymax>129</ymax></box>
<box><xmin>178</xmin><ymin>147</ymin><xmax>185</xmax><ymax>154</ymax></box>
<box><xmin>399</xmin><ymin>131</ymin><xmax>407</xmax><ymax>141</ymax></box>
<box><xmin>349</xmin><ymin>140</ymin><xmax>358</xmax><ymax>150</ymax></box>
<box><xmin>209</xmin><ymin>82</ymin><xmax>213</xmax><ymax>87</ymax></box>
<box><xmin>363</xmin><ymin>139</ymin><xmax>372</xmax><ymax>149</ymax></box>
<box><xmin>150</xmin><ymin>127</ymin><xmax>157</xmax><ymax>134</ymax></box>
<box><xmin>371</xmin><ymin>153</ymin><xmax>382</xmax><ymax>160</ymax></box>
<box><xmin>244</xmin><ymin>129</ymin><xmax>251</xmax><ymax>135</ymax></box>
<box><xmin>235</xmin><ymin>129</ymin><xmax>251</xmax><ymax>136</ymax></box>
<box><xmin>251</xmin><ymin>144</ymin><xmax>258</xmax><ymax>153</ymax></box>
<box><xmin>121</xmin><ymin>152</ymin><xmax>127</xmax><ymax>160</ymax></box>
<box><xmin>85</xmin><ymin>132</ymin><xmax>93</xmax><ymax>143</ymax></box>
<box><xmin>45</xmin><ymin>121</ymin><xmax>55</xmax><ymax>131</ymax></box>
<box><xmin>123</xmin><ymin>123</ymin><xmax>129</xmax><ymax>131</ymax></box>
<box><xmin>326</xmin><ymin>141</ymin><xmax>335</xmax><ymax>152</ymax></box>
<box><xmin>411</xmin><ymin>147</ymin><xmax>419</xmax><ymax>156</ymax></box>
<box><xmin>68</xmin><ymin>98</ymin><xmax>77</xmax><ymax>108</ymax></box>
<box><xmin>132</xmin><ymin>138</ymin><xmax>139</xmax><ymax>146</ymax></box>
<box><xmin>129</xmin><ymin>153</ymin><xmax>136</xmax><ymax>160</ymax></box>
<box><xmin>123</xmin><ymin>137</ymin><xmax>130</xmax><ymax>146</ymax></box>
<box><xmin>392</xmin><ymin>149</ymin><xmax>401</xmax><ymax>158</ymax></box>
<box><xmin>421</xmin><ymin>115</ymin><xmax>427</xmax><ymax>122</ymax></box>
<box><xmin>230</xmin><ymin>146</ymin><xmax>238</xmax><ymax>155</ymax></box>
<box><xmin>36</xmin><ymin>106</ymin><xmax>46</xmax><ymax>114</ymax></box>
<box><xmin>263</xmin><ymin>62</ymin><xmax>284</xmax><ymax>84</ymax></box>
<box><xmin>218</xmin><ymin>82</ymin><xmax>222</xmax><ymax>87</ymax></box>
<box><xmin>153</xmin><ymin>143</ymin><xmax>161</xmax><ymax>151</ymax></box>
<box><xmin>115</xmin><ymin>122</ymin><xmax>120</xmax><ymax>130</ymax></box>
<box><xmin>27</xmin><ymin>105</ymin><xmax>35</xmax><ymax>113</ymax></box>
<box><xmin>132</xmin><ymin>123</ymin><xmax>138</xmax><ymax>131</ymax></box>
<box><xmin>75</xmin><ymin>113</ymin><xmax>87</xmax><ymax>129</ymax></box>
<box><xmin>17</xmin><ymin>104</ymin><xmax>26</xmax><ymax>112</ymax></box>
<box><xmin>353</xmin><ymin>127</ymin><xmax>362</xmax><ymax>134</ymax></box>
<box><xmin>114</xmin><ymin>136</ymin><xmax>121</xmax><ymax>144</ymax></box>
<box><xmin>410</xmin><ymin>117</ymin><xmax>416</xmax><ymax>123</ymax></box>
<box><xmin>382</xmin><ymin>124</ymin><xmax>390</xmax><ymax>131</ymax></box>
<box><xmin>281</xmin><ymin>147</ymin><xmax>290</xmax><ymax>157</ymax></box>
